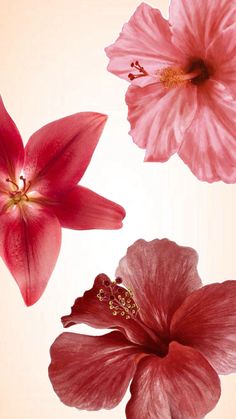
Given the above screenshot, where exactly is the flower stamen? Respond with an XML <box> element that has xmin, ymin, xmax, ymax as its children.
<box><xmin>128</xmin><ymin>61</ymin><xmax>148</xmax><ymax>80</ymax></box>
<box><xmin>97</xmin><ymin>276</ymin><xmax>138</xmax><ymax>320</ymax></box>
<box><xmin>6</xmin><ymin>176</ymin><xmax>31</xmax><ymax>205</ymax></box>
<box><xmin>159</xmin><ymin>67</ymin><xmax>189</xmax><ymax>89</ymax></box>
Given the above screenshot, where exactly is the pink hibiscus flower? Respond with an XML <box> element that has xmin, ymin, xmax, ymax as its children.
<box><xmin>0</xmin><ymin>97</ymin><xmax>125</xmax><ymax>306</ymax></box>
<box><xmin>49</xmin><ymin>239</ymin><xmax>236</xmax><ymax>418</ymax></box>
<box><xmin>105</xmin><ymin>1</ymin><xmax>236</xmax><ymax>182</ymax></box>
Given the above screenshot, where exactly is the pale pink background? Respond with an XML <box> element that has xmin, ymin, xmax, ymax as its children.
<box><xmin>0</xmin><ymin>0</ymin><xmax>236</xmax><ymax>418</ymax></box>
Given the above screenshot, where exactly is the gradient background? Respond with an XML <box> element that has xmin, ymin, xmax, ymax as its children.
<box><xmin>1</xmin><ymin>0</ymin><xmax>236</xmax><ymax>418</ymax></box>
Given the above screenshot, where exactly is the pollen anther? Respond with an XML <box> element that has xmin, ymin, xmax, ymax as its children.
<box><xmin>96</xmin><ymin>276</ymin><xmax>138</xmax><ymax>320</ymax></box>
<box><xmin>159</xmin><ymin>67</ymin><xmax>187</xmax><ymax>89</ymax></box>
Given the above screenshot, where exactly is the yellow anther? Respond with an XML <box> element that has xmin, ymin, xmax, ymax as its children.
<box><xmin>159</xmin><ymin>67</ymin><xmax>187</xmax><ymax>89</ymax></box>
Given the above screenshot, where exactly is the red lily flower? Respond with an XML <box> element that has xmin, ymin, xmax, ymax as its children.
<box><xmin>0</xmin><ymin>98</ymin><xmax>125</xmax><ymax>306</ymax></box>
<box><xmin>49</xmin><ymin>239</ymin><xmax>236</xmax><ymax>418</ymax></box>
<box><xmin>105</xmin><ymin>1</ymin><xmax>236</xmax><ymax>182</ymax></box>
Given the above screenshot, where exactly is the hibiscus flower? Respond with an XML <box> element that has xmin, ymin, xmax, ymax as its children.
<box><xmin>105</xmin><ymin>1</ymin><xmax>236</xmax><ymax>182</ymax></box>
<box><xmin>0</xmin><ymin>97</ymin><xmax>125</xmax><ymax>306</ymax></box>
<box><xmin>49</xmin><ymin>239</ymin><xmax>236</xmax><ymax>418</ymax></box>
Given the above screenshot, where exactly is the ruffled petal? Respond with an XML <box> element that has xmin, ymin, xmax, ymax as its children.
<box><xmin>48</xmin><ymin>185</ymin><xmax>125</xmax><ymax>230</ymax></box>
<box><xmin>207</xmin><ymin>24</ymin><xmax>236</xmax><ymax>98</ymax></box>
<box><xmin>49</xmin><ymin>331</ymin><xmax>144</xmax><ymax>410</ymax></box>
<box><xmin>0</xmin><ymin>97</ymin><xmax>24</xmax><ymax>187</ymax></box>
<box><xmin>0</xmin><ymin>203</ymin><xmax>61</xmax><ymax>306</ymax></box>
<box><xmin>126</xmin><ymin>342</ymin><xmax>221</xmax><ymax>419</ymax></box>
<box><xmin>178</xmin><ymin>80</ymin><xmax>236</xmax><ymax>183</ymax></box>
<box><xmin>116</xmin><ymin>239</ymin><xmax>202</xmax><ymax>338</ymax></box>
<box><xmin>24</xmin><ymin>112</ymin><xmax>107</xmax><ymax>196</ymax></box>
<box><xmin>126</xmin><ymin>83</ymin><xmax>197</xmax><ymax>162</ymax></box>
<box><xmin>171</xmin><ymin>281</ymin><xmax>236</xmax><ymax>375</ymax></box>
<box><xmin>170</xmin><ymin>0</ymin><xmax>236</xmax><ymax>56</ymax></box>
<box><xmin>105</xmin><ymin>3</ymin><xmax>180</xmax><ymax>87</ymax></box>
<box><xmin>61</xmin><ymin>274</ymin><xmax>157</xmax><ymax>349</ymax></box>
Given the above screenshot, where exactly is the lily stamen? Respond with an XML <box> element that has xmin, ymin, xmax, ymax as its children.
<box><xmin>6</xmin><ymin>178</ymin><xmax>19</xmax><ymax>190</ymax></box>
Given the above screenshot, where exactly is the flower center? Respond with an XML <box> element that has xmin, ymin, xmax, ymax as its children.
<box><xmin>185</xmin><ymin>58</ymin><xmax>211</xmax><ymax>85</ymax></box>
<box><xmin>6</xmin><ymin>176</ymin><xmax>31</xmax><ymax>205</ymax></box>
<box><xmin>128</xmin><ymin>58</ymin><xmax>211</xmax><ymax>87</ymax></box>
<box><xmin>97</xmin><ymin>276</ymin><xmax>138</xmax><ymax>320</ymax></box>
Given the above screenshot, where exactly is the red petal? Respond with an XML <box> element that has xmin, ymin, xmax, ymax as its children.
<box><xmin>207</xmin><ymin>24</ymin><xmax>236</xmax><ymax>98</ymax></box>
<box><xmin>105</xmin><ymin>3</ymin><xmax>180</xmax><ymax>86</ymax></box>
<box><xmin>171</xmin><ymin>281</ymin><xmax>236</xmax><ymax>375</ymax></box>
<box><xmin>0</xmin><ymin>97</ymin><xmax>24</xmax><ymax>186</ymax></box>
<box><xmin>48</xmin><ymin>185</ymin><xmax>125</xmax><ymax>230</ymax></box>
<box><xmin>126</xmin><ymin>84</ymin><xmax>197</xmax><ymax>162</ymax></box>
<box><xmin>170</xmin><ymin>0</ymin><xmax>236</xmax><ymax>57</ymax></box>
<box><xmin>0</xmin><ymin>203</ymin><xmax>61</xmax><ymax>305</ymax></box>
<box><xmin>116</xmin><ymin>239</ymin><xmax>202</xmax><ymax>338</ymax></box>
<box><xmin>61</xmin><ymin>273</ymin><xmax>156</xmax><ymax>349</ymax></box>
<box><xmin>126</xmin><ymin>342</ymin><xmax>221</xmax><ymax>419</ymax></box>
<box><xmin>178</xmin><ymin>80</ymin><xmax>236</xmax><ymax>183</ymax></box>
<box><xmin>49</xmin><ymin>331</ymin><xmax>143</xmax><ymax>410</ymax></box>
<box><xmin>24</xmin><ymin>112</ymin><xmax>107</xmax><ymax>196</ymax></box>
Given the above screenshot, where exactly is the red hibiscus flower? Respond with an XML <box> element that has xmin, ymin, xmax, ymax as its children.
<box><xmin>0</xmin><ymin>98</ymin><xmax>125</xmax><ymax>306</ymax></box>
<box><xmin>105</xmin><ymin>1</ymin><xmax>236</xmax><ymax>183</ymax></box>
<box><xmin>49</xmin><ymin>239</ymin><xmax>236</xmax><ymax>418</ymax></box>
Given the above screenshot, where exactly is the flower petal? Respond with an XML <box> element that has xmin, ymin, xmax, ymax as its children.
<box><xmin>47</xmin><ymin>185</ymin><xmax>125</xmax><ymax>230</ymax></box>
<box><xmin>24</xmin><ymin>112</ymin><xmax>107</xmax><ymax>196</ymax></box>
<box><xmin>170</xmin><ymin>0</ymin><xmax>236</xmax><ymax>56</ymax></box>
<box><xmin>207</xmin><ymin>24</ymin><xmax>236</xmax><ymax>98</ymax></box>
<box><xmin>105</xmin><ymin>3</ymin><xmax>180</xmax><ymax>87</ymax></box>
<box><xmin>171</xmin><ymin>281</ymin><xmax>236</xmax><ymax>375</ymax></box>
<box><xmin>49</xmin><ymin>331</ymin><xmax>143</xmax><ymax>410</ymax></box>
<box><xmin>61</xmin><ymin>273</ymin><xmax>157</xmax><ymax>349</ymax></box>
<box><xmin>126</xmin><ymin>342</ymin><xmax>221</xmax><ymax>419</ymax></box>
<box><xmin>126</xmin><ymin>83</ymin><xmax>197</xmax><ymax>162</ymax></box>
<box><xmin>116</xmin><ymin>239</ymin><xmax>202</xmax><ymax>338</ymax></box>
<box><xmin>0</xmin><ymin>97</ymin><xmax>24</xmax><ymax>186</ymax></box>
<box><xmin>0</xmin><ymin>203</ymin><xmax>61</xmax><ymax>306</ymax></box>
<box><xmin>178</xmin><ymin>80</ymin><xmax>236</xmax><ymax>183</ymax></box>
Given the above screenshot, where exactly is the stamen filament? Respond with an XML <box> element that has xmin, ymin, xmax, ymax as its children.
<box><xmin>6</xmin><ymin>178</ymin><xmax>19</xmax><ymax>190</ymax></box>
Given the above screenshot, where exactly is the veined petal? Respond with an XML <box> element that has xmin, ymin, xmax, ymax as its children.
<box><xmin>170</xmin><ymin>0</ymin><xmax>236</xmax><ymax>56</ymax></box>
<box><xmin>0</xmin><ymin>203</ymin><xmax>61</xmax><ymax>306</ymax></box>
<box><xmin>61</xmin><ymin>274</ymin><xmax>157</xmax><ymax>349</ymax></box>
<box><xmin>126</xmin><ymin>83</ymin><xmax>197</xmax><ymax>162</ymax></box>
<box><xmin>171</xmin><ymin>281</ymin><xmax>236</xmax><ymax>375</ymax></box>
<box><xmin>24</xmin><ymin>112</ymin><xmax>107</xmax><ymax>196</ymax></box>
<box><xmin>207</xmin><ymin>24</ymin><xmax>236</xmax><ymax>98</ymax></box>
<box><xmin>105</xmin><ymin>3</ymin><xmax>180</xmax><ymax>87</ymax></box>
<box><xmin>48</xmin><ymin>185</ymin><xmax>125</xmax><ymax>230</ymax></box>
<box><xmin>116</xmin><ymin>239</ymin><xmax>202</xmax><ymax>338</ymax></box>
<box><xmin>126</xmin><ymin>342</ymin><xmax>220</xmax><ymax>419</ymax></box>
<box><xmin>0</xmin><ymin>97</ymin><xmax>24</xmax><ymax>187</ymax></box>
<box><xmin>49</xmin><ymin>331</ymin><xmax>143</xmax><ymax>410</ymax></box>
<box><xmin>178</xmin><ymin>80</ymin><xmax>236</xmax><ymax>183</ymax></box>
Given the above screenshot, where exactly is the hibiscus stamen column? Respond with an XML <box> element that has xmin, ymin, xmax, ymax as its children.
<box><xmin>97</xmin><ymin>275</ymin><xmax>168</xmax><ymax>353</ymax></box>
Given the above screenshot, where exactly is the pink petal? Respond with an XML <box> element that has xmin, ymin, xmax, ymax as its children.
<box><xmin>207</xmin><ymin>24</ymin><xmax>236</xmax><ymax>98</ymax></box>
<box><xmin>105</xmin><ymin>3</ymin><xmax>180</xmax><ymax>87</ymax></box>
<box><xmin>0</xmin><ymin>97</ymin><xmax>24</xmax><ymax>186</ymax></box>
<box><xmin>126</xmin><ymin>83</ymin><xmax>197</xmax><ymax>162</ymax></box>
<box><xmin>48</xmin><ymin>185</ymin><xmax>125</xmax><ymax>230</ymax></box>
<box><xmin>116</xmin><ymin>239</ymin><xmax>202</xmax><ymax>338</ymax></box>
<box><xmin>49</xmin><ymin>331</ymin><xmax>143</xmax><ymax>410</ymax></box>
<box><xmin>170</xmin><ymin>0</ymin><xmax>236</xmax><ymax>56</ymax></box>
<box><xmin>171</xmin><ymin>281</ymin><xmax>236</xmax><ymax>375</ymax></box>
<box><xmin>126</xmin><ymin>342</ymin><xmax>221</xmax><ymax>419</ymax></box>
<box><xmin>178</xmin><ymin>80</ymin><xmax>236</xmax><ymax>183</ymax></box>
<box><xmin>61</xmin><ymin>274</ymin><xmax>157</xmax><ymax>349</ymax></box>
<box><xmin>24</xmin><ymin>112</ymin><xmax>107</xmax><ymax>196</ymax></box>
<box><xmin>0</xmin><ymin>203</ymin><xmax>61</xmax><ymax>306</ymax></box>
